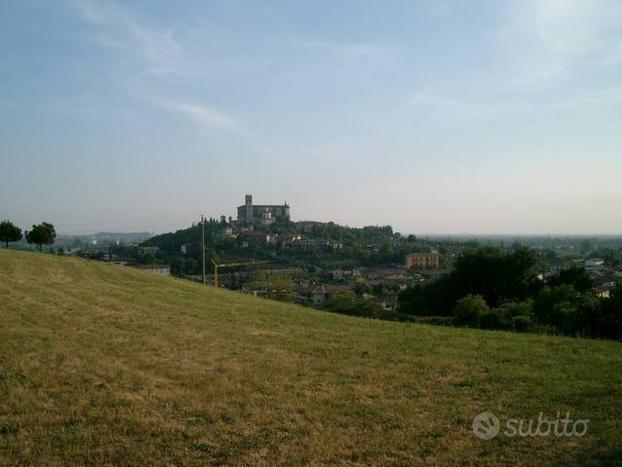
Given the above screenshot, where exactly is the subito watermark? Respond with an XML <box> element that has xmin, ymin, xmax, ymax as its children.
<box><xmin>472</xmin><ymin>411</ymin><xmax>589</xmax><ymax>440</ymax></box>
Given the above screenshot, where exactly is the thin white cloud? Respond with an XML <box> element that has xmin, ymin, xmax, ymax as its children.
<box><xmin>74</xmin><ymin>0</ymin><xmax>123</xmax><ymax>25</ymax></box>
<box><xmin>74</xmin><ymin>1</ymin><xmax>250</xmax><ymax>136</ymax></box>
<box><xmin>406</xmin><ymin>88</ymin><xmax>529</xmax><ymax>120</ymax></box>
<box><xmin>142</xmin><ymin>96</ymin><xmax>246</xmax><ymax>134</ymax></box>
<box><xmin>499</xmin><ymin>0</ymin><xmax>622</xmax><ymax>86</ymax></box>
<box><xmin>547</xmin><ymin>87</ymin><xmax>622</xmax><ymax>111</ymax></box>
<box><xmin>293</xmin><ymin>38</ymin><xmax>396</xmax><ymax>77</ymax></box>
<box><xmin>406</xmin><ymin>1</ymin><xmax>622</xmax><ymax>119</ymax></box>
<box><xmin>295</xmin><ymin>39</ymin><xmax>390</xmax><ymax>59</ymax></box>
<box><xmin>74</xmin><ymin>0</ymin><xmax>184</xmax><ymax>73</ymax></box>
<box><xmin>406</xmin><ymin>84</ymin><xmax>622</xmax><ymax>120</ymax></box>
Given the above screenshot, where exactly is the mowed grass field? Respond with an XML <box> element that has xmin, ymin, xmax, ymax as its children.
<box><xmin>1</xmin><ymin>250</ymin><xmax>621</xmax><ymax>466</ymax></box>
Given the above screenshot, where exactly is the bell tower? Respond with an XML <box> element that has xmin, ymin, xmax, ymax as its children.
<box><xmin>245</xmin><ymin>194</ymin><xmax>253</xmax><ymax>225</ymax></box>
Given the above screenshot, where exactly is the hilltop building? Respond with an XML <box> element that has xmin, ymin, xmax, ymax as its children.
<box><xmin>237</xmin><ymin>194</ymin><xmax>290</xmax><ymax>227</ymax></box>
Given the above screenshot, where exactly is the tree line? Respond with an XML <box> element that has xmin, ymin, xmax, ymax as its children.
<box><xmin>398</xmin><ymin>246</ymin><xmax>622</xmax><ymax>340</ymax></box>
<box><xmin>0</xmin><ymin>220</ymin><xmax>56</xmax><ymax>252</ymax></box>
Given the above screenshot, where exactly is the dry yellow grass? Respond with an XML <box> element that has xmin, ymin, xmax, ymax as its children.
<box><xmin>1</xmin><ymin>250</ymin><xmax>621</xmax><ymax>465</ymax></box>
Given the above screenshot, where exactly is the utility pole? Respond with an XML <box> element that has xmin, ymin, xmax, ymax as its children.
<box><xmin>211</xmin><ymin>259</ymin><xmax>218</xmax><ymax>287</ymax></box>
<box><xmin>201</xmin><ymin>215</ymin><xmax>206</xmax><ymax>284</ymax></box>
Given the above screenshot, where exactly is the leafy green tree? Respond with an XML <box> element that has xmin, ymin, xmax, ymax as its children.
<box><xmin>372</xmin><ymin>282</ymin><xmax>390</xmax><ymax>297</ymax></box>
<box><xmin>495</xmin><ymin>300</ymin><xmax>535</xmax><ymax>332</ymax></box>
<box><xmin>248</xmin><ymin>272</ymin><xmax>294</xmax><ymax>302</ymax></box>
<box><xmin>0</xmin><ymin>220</ymin><xmax>22</xmax><ymax>248</ymax></box>
<box><xmin>138</xmin><ymin>252</ymin><xmax>157</xmax><ymax>265</ymax></box>
<box><xmin>453</xmin><ymin>295</ymin><xmax>489</xmax><ymax>327</ymax></box>
<box><xmin>265</xmin><ymin>275</ymin><xmax>295</xmax><ymax>301</ymax></box>
<box><xmin>399</xmin><ymin>246</ymin><xmax>540</xmax><ymax>316</ymax></box>
<box><xmin>534</xmin><ymin>285</ymin><xmax>579</xmax><ymax>330</ymax></box>
<box><xmin>267</xmin><ymin>219</ymin><xmax>297</xmax><ymax>235</ymax></box>
<box><xmin>453</xmin><ymin>246</ymin><xmax>539</xmax><ymax>307</ymax></box>
<box><xmin>496</xmin><ymin>300</ymin><xmax>534</xmax><ymax>319</ymax></box>
<box><xmin>25</xmin><ymin>222</ymin><xmax>56</xmax><ymax>252</ymax></box>
<box><xmin>353</xmin><ymin>279</ymin><xmax>371</xmax><ymax>297</ymax></box>
<box><xmin>170</xmin><ymin>257</ymin><xmax>186</xmax><ymax>276</ymax></box>
<box><xmin>398</xmin><ymin>285</ymin><xmax>432</xmax><ymax>316</ymax></box>
<box><xmin>548</xmin><ymin>266</ymin><xmax>595</xmax><ymax>293</ymax></box>
<box><xmin>325</xmin><ymin>290</ymin><xmax>358</xmax><ymax>311</ymax></box>
<box><xmin>479</xmin><ymin>309</ymin><xmax>504</xmax><ymax>330</ymax></box>
<box><xmin>325</xmin><ymin>291</ymin><xmax>384</xmax><ymax>318</ymax></box>
<box><xmin>534</xmin><ymin>285</ymin><xmax>599</xmax><ymax>336</ymax></box>
<box><xmin>510</xmin><ymin>314</ymin><xmax>534</xmax><ymax>333</ymax></box>
<box><xmin>594</xmin><ymin>283</ymin><xmax>622</xmax><ymax>340</ymax></box>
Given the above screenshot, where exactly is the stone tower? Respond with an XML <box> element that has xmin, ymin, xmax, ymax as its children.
<box><xmin>245</xmin><ymin>194</ymin><xmax>253</xmax><ymax>224</ymax></box>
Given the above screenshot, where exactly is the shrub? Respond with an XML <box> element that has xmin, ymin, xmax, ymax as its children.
<box><xmin>453</xmin><ymin>295</ymin><xmax>489</xmax><ymax>327</ymax></box>
<box><xmin>397</xmin><ymin>285</ymin><xmax>430</xmax><ymax>315</ymax></box>
<box><xmin>595</xmin><ymin>282</ymin><xmax>622</xmax><ymax>340</ymax></box>
<box><xmin>494</xmin><ymin>300</ymin><xmax>534</xmax><ymax>331</ymax></box>
<box><xmin>479</xmin><ymin>309</ymin><xmax>503</xmax><ymax>330</ymax></box>
<box><xmin>511</xmin><ymin>315</ymin><xmax>534</xmax><ymax>332</ymax></box>
<box><xmin>326</xmin><ymin>292</ymin><xmax>384</xmax><ymax>319</ymax></box>
<box><xmin>548</xmin><ymin>266</ymin><xmax>595</xmax><ymax>293</ymax></box>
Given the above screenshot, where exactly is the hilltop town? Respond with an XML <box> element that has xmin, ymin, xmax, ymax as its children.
<box><xmin>29</xmin><ymin>194</ymin><xmax>622</xmax><ymax>321</ymax></box>
<box><xmin>129</xmin><ymin>194</ymin><xmax>449</xmax><ymax>315</ymax></box>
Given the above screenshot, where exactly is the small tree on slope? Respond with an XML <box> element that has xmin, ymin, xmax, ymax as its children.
<box><xmin>26</xmin><ymin>222</ymin><xmax>56</xmax><ymax>252</ymax></box>
<box><xmin>0</xmin><ymin>220</ymin><xmax>22</xmax><ymax>249</ymax></box>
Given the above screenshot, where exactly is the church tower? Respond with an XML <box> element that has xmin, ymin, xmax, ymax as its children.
<box><xmin>245</xmin><ymin>194</ymin><xmax>253</xmax><ymax>225</ymax></box>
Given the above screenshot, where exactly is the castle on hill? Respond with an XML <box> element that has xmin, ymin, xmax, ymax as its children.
<box><xmin>237</xmin><ymin>194</ymin><xmax>290</xmax><ymax>227</ymax></box>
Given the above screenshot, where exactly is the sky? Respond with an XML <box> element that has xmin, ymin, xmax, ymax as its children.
<box><xmin>1</xmin><ymin>0</ymin><xmax>621</xmax><ymax>235</ymax></box>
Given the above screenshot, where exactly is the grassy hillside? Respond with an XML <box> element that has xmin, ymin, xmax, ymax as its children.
<box><xmin>1</xmin><ymin>250</ymin><xmax>621</xmax><ymax>465</ymax></box>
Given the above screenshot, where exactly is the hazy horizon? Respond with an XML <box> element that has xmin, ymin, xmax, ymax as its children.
<box><xmin>1</xmin><ymin>0</ymin><xmax>621</xmax><ymax>235</ymax></box>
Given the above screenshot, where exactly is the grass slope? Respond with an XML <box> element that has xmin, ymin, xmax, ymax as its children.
<box><xmin>1</xmin><ymin>250</ymin><xmax>621</xmax><ymax>465</ymax></box>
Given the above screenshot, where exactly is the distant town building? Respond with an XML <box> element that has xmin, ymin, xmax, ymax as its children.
<box><xmin>237</xmin><ymin>194</ymin><xmax>290</xmax><ymax>227</ymax></box>
<box><xmin>294</xmin><ymin>283</ymin><xmax>351</xmax><ymax>306</ymax></box>
<box><xmin>405</xmin><ymin>252</ymin><xmax>440</xmax><ymax>269</ymax></box>
<box><xmin>585</xmin><ymin>258</ymin><xmax>605</xmax><ymax>269</ymax></box>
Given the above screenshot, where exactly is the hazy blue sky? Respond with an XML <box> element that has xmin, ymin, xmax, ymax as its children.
<box><xmin>1</xmin><ymin>0</ymin><xmax>621</xmax><ymax>234</ymax></box>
